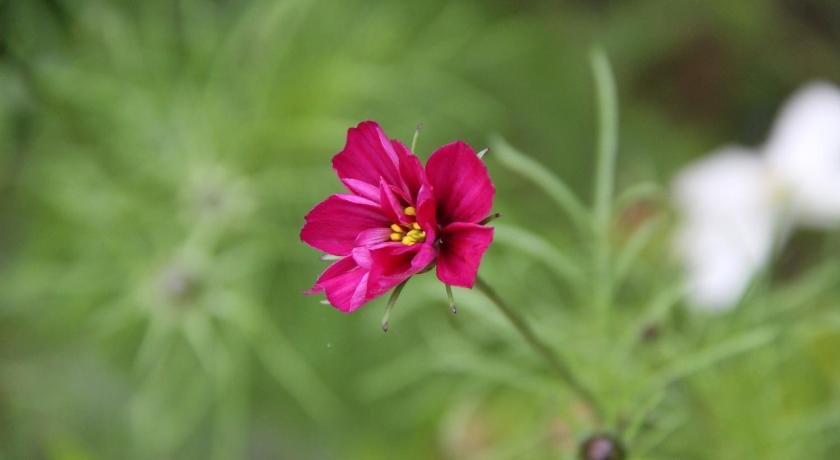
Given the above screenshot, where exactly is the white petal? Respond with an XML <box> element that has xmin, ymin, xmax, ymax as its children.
<box><xmin>764</xmin><ymin>81</ymin><xmax>840</xmax><ymax>228</ymax></box>
<box><xmin>673</xmin><ymin>147</ymin><xmax>774</xmax><ymax>222</ymax></box>
<box><xmin>672</xmin><ymin>147</ymin><xmax>779</xmax><ymax>311</ymax></box>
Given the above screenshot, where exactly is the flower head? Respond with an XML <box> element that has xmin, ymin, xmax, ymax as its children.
<box><xmin>578</xmin><ymin>433</ymin><xmax>626</xmax><ymax>460</ymax></box>
<box><xmin>673</xmin><ymin>81</ymin><xmax>840</xmax><ymax>311</ymax></box>
<box><xmin>301</xmin><ymin>121</ymin><xmax>495</xmax><ymax>313</ymax></box>
<box><xmin>672</xmin><ymin>147</ymin><xmax>777</xmax><ymax>311</ymax></box>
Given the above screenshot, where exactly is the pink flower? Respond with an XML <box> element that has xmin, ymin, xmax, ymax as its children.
<box><xmin>301</xmin><ymin>121</ymin><xmax>495</xmax><ymax>312</ymax></box>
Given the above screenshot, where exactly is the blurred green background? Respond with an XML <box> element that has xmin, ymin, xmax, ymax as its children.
<box><xmin>1</xmin><ymin>0</ymin><xmax>839</xmax><ymax>458</ymax></box>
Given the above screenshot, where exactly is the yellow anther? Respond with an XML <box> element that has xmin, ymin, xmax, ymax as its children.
<box><xmin>404</xmin><ymin>206</ymin><xmax>416</xmax><ymax>216</ymax></box>
<box><xmin>388</xmin><ymin>219</ymin><xmax>426</xmax><ymax>245</ymax></box>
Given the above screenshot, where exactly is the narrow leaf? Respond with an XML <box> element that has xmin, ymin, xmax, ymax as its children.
<box><xmin>490</xmin><ymin>135</ymin><xmax>589</xmax><ymax>230</ymax></box>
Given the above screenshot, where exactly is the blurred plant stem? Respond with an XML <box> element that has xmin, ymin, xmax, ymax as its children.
<box><xmin>590</xmin><ymin>47</ymin><xmax>618</xmax><ymax>319</ymax></box>
<box><xmin>474</xmin><ymin>276</ymin><xmax>604</xmax><ymax>420</ymax></box>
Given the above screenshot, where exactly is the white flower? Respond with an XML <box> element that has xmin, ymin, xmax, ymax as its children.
<box><xmin>764</xmin><ymin>82</ymin><xmax>840</xmax><ymax>228</ymax></box>
<box><xmin>673</xmin><ymin>147</ymin><xmax>778</xmax><ymax>311</ymax></box>
<box><xmin>673</xmin><ymin>82</ymin><xmax>840</xmax><ymax>311</ymax></box>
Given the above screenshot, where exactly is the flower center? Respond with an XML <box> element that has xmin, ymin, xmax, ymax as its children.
<box><xmin>388</xmin><ymin>206</ymin><xmax>426</xmax><ymax>245</ymax></box>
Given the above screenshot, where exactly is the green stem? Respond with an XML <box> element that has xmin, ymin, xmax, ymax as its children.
<box><xmin>381</xmin><ymin>280</ymin><xmax>408</xmax><ymax>332</ymax></box>
<box><xmin>591</xmin><ymin>47</ymin><xmax>618</xmax><ymax>228</ymax></box>
<box><xmin>445</xmin><ymin>284</ymin><xmax>457</xmax><ymax>314</ymax></box>
<box><xmin>475</xmin><ymin>276</ymin><xmax>604</xmax><ymax>419</ymax></box>
<box><xmin>410</xmin><ymin>124</ymin><xmax>422</xmax><ymax>152</ymax></box>
<box><xmin>590</xmin><ymin>47</ymin><xmax>619</xmax><ymax>315</ymax></box>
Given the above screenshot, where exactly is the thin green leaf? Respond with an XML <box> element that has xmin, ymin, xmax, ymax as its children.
<box><xmin>590</xmin><ymin>46</ymin><xmax>619</xmax><ymax>236</ymax></box>
<box><xmin>213</xmin><ymin>297</ymin><xmax>345</xmax><ymax>423</ymax></box>
<box><xmin>490</xmin><ymin>135</ymin><xmax>590</xmax><ymax>230</ymax></box>
<box><xmin>613</xmin><ymin>215</ymin><xmax>665</xmax><ymax>287</ymax></box>
<box><xmin>590</xmin><ymin>46</ymin><xmax>619</xmax><ymax>315</ymax></box>
<box><xmin>654</xmin><ymin>327</ymin><xmax>779</xmax><ymax>386</ymax></box>
<box><xmin>181</xmin><ymin>311</ymin><xmax>217</xmax><ymax>375</ymax></box>
<box><xmin>620</xmin><ymin>285</ymin><xmax>685</xmax><ymax>349</ymax></box>
<box><xmin>624</xmin><ymin>389</ymin><xmax>666</xmax><ymax>443</ymax></box>
<box><xmin>493</xmin><ymin>223</ymin><xmax>583</xmax><ymax>283</ymax></box>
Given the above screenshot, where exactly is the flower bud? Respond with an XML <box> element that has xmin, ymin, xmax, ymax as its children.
<box><xmin>159</xmin><ymin>264</ymin><xmax>201</xmax><ymax>306</ymax></box>
<box><xmin>578</xmin><ymin>433</ymin><xmax>625</xmax><ymax>460</ymax></box>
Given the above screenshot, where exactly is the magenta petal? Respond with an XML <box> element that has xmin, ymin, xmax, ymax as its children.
<box><xmin>305</xmin><ymin>257</ymin><xmax>370</xmax><ymax>313</ymax></box>
<box><xmin>351</xmin><ymin>246</ymin><xmax>373</xmax><ymax>269</ymax></box>
<box><xmin>356</xmin><ymin>228</ymin><xmax>391</xmax><ymax>247</ymax></box>
<box><xmin>379</xmin><ymin>178</ymin><xmax>408</xmax><ymax>225</ymax></box>
<box><xmin>367</xmin><ymin>242</ymin><xmax>436</xmax><ymax>298</ymax></box>
<box><xmin>395</xmin><ymin>141</ymin><xmax>426</xmax><ymax>201</ymax></box>
<box><xmin>305</xmin><ymin>256</ymin><xmax>355</xmax><ymax>295</ymax></box>
<box><xmin>415</xmin><ymin>184</ymin><xmax>438</xmax><ymax>231</ymax></box>
<box><xmin>411</xmin><ymin>242</ymin><xmax>437</xmax><ymax>272</ymax></box>
<box><xmin>340</xmin><ymin>178</ymin><xmax>381</xmax><ymax>202</ymax></box>
<box><xmin>368</xmin><ymin>245</ymin><xmax>416</xmax><ymax>295</ymax></box>
<box><xmin>333</xmin><ymin>121</ymin><xmax>406</xmax><ymax>197</ymax></box>
<box><xmin>436</xmin><ymin>222</ymin><xmax>494</xmax><ymax>288</ymax></box>
<box><xmin>425</xmin><ymin>141</ymin><xmax>495</xmax><ymax>225</ymax></box>
<box><xmin>300</xmin><ymin>194</ymin><xmax>389</xmax><ymax>256</ymax></box>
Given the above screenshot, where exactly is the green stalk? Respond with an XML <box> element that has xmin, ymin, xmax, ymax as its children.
<box><xmin>475</xmin><ymin>276</ymin><xmax>604</xmax><ymax>419</ymax></box>
<box><xmin>590</xmin><ymin>47</ymin><xmax>619</xmax><ymax>314</ymax></box>
<box><xmin>381</xmin><ymin>280</ymin><xmax>408</xmax><ymax>332</ymax></box>
<box><xmin>411</xmin><ymin>124</ymin><xmax>422</xmax><ymax>152</ymax></box>
<box><xmin>445</xmin><ymin>284</ymin><xmax>457</xmax><ymax>314</ymax></box>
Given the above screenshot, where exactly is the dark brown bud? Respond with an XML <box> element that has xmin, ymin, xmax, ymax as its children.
<box><xmin>159</xmin><ymin>264</ymin><xmax>201</xmax><ymax>305</ymax></box>
<box><xmin>641</xmin><ymin>323</ymin><xmax>660</xmax><ymax>343</ymax></box>
<box><xmin>579</xmin><ymin>433</ymin><xmax>626</xmax><ymax>460</ymax></box>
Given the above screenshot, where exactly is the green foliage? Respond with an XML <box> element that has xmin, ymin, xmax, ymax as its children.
<box><xmin>1</xmin><ymin>0</ymin><xmax>839</xmax><ymax>459</ymax></box>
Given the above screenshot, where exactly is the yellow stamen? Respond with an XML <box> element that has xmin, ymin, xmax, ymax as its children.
<box><xmin>404</xmin><ymin>206</ymin><xmax>416</xmax><ymax>216</ymax></box>
<box><xmin>386</xmin><ymin>218</ymin><xmax>425</xmax><ymax>246</ymax></box>
<box><xmin>401</xmin><ymin>236</ymin><xmax>416</xmax><ymax>245</ymax></box>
